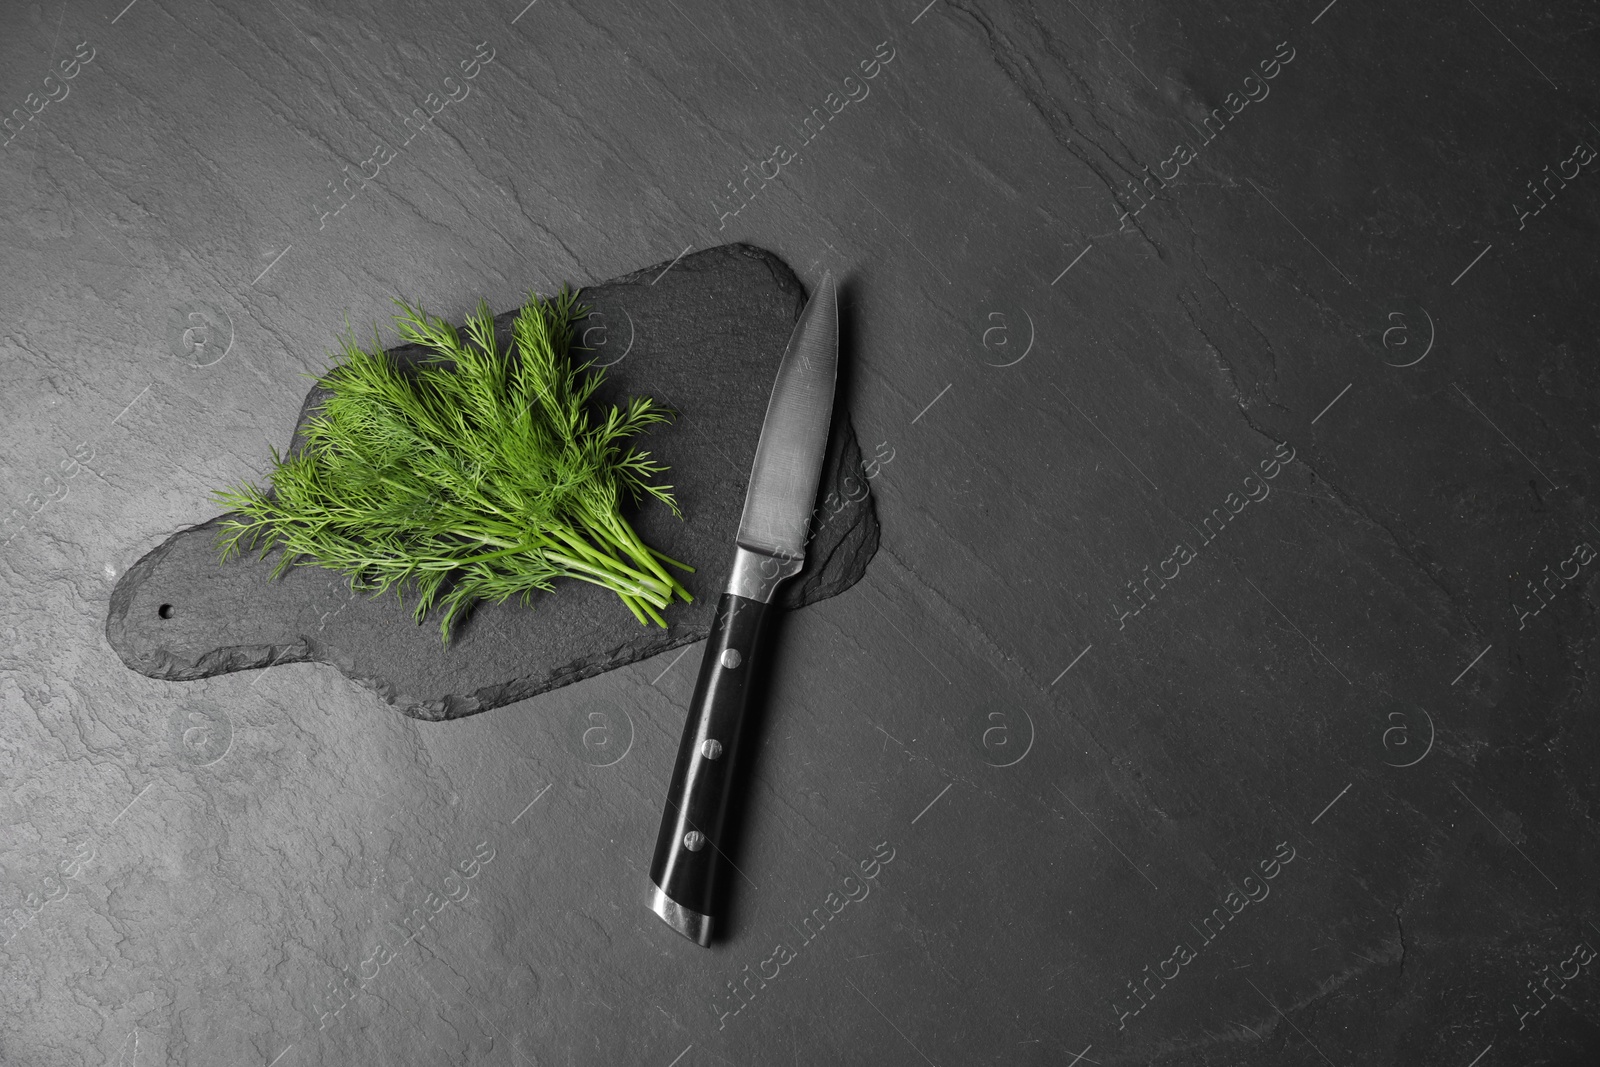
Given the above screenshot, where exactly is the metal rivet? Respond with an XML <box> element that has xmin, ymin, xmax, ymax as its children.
<box><xmin>700</xmin><ymin>739</ymin><xmax>723</xmax><ymax>760</ymax></box>
<box><xmin>683</xmin><ymin>831</ymin><xmax>707</xmax><ymax>852</ymax></box>
<box><xmin>720</xmin><ymin>648</ymin><xmax>742</xmax><ymax>669</ymax></box>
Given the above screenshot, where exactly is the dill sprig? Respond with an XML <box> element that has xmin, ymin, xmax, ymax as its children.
<box><xmin>210</xmin><ymin>287</ymin><xmax>694</xmax><ymax>645</ymax></box>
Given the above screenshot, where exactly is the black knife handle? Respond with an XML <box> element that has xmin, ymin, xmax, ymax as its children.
<box><xmin>648</xmin><ymin>592</ymin><xmax>774</xmax><ymax>943</ymax></box>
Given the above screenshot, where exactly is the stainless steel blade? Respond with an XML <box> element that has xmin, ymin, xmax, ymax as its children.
<box><xmin>735</xmin><ymin>271</ymin><xmax>839</xmax><ymax>562</ymax></box>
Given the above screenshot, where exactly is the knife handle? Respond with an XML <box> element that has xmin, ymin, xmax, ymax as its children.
<box><xmin>648</xmin><ymin>591</ymin><xmax>774</xmax><ymax>945</ymax></box>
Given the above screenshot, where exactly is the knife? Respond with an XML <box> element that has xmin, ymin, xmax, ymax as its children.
<box><xmin>646</xmin><ymin>270</ymin><xmax>839</xmax><ymax>946</ymax></box>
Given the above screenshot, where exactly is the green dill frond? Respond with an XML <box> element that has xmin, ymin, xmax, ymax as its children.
<box><xmin>209</xmin><ymin>286</ymin><xmax>693</xmax><ymax>645</ymax></box>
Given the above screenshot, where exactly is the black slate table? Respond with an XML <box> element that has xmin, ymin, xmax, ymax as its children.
<box><xmin>3</xmin><ymin>1</ymin><xmax>1598</xmax><ymax>1065</ymax></box>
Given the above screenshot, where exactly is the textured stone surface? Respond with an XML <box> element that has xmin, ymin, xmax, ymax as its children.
<box><xmin>5</xmin><ymin>1</ymin><xmax>1600</xmax><ymax>1065</ymax></box>
<box><xmin>105</xmin><ymin>244</ymin><xmax>880</xmax><ymax>719</ymax></box>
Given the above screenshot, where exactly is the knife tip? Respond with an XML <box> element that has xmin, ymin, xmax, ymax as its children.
<box><xmin>811</xmin><ymin>269</ymin><xmax>838</xmax><ymax>325</ymax></box>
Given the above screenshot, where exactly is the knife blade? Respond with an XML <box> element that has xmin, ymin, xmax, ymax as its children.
<box><xmin>646</xmin><ymin>270</ymin><xmax>839</xmax><ymax>946</ymax></box>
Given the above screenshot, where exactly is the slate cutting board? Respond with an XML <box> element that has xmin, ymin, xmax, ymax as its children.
<box><xmin>105</xmin><ymin>244</ymin><xmax>879</xmax><ymax>720</ymax></box>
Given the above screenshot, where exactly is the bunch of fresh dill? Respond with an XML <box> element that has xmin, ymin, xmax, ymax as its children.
<box><xmin>211</xmin><ymin>287</ymin><xmax>694</xmax><ymax>645</ymax></box>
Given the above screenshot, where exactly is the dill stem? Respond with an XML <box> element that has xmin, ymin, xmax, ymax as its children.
<box><xmin>616</xmin><ymin>592</ymin><xmax>650</xmax><ymax>626</ymax></box>
<box><xmin>416</xmin><ymin>541</ymin><xmax>528</xmax><ymax>568</ymax></box>
<box><xmin>549</xmin><ymin>565</ymin><xmax>664</xmax><ymax>606</ymax></box>
<box><xmin>644</xmin><ymin>544</ymin><xmax>695</xmax><ymax>574</ymax></box>
<box><xmin>544</xmin><ymin>524</ymin><xmax>669</xmax><ymax>595</ymax></box>
<box><xmin>447</xmin><ymin>528</ymin><xmax>521</xmax><ymax>550</ymax></box>
<box><xmin>637</xmin><ymin>598</ymin><xmax>668</xmax><ymax>628</ymax></box>
<box><xmin>601</xmin><ymin>529</ymin><xmax>679</xmax><ymax>607</ymax></box>
<box><xmin>448</xmin><ymin>521</ymin><xmax>673</xmax><ymax>608</ymax></box>
<box><xmin>541</xmin><ymin>548</ymin><xmax>667</xmax><ymax>606</ymax></box>
<box><xmin>594</xmin><ymin>511</ymin><xmax>687</xmax><ymax>602</ymax></box>
<box><xmin>417</xmin><ymin>531</ymin><xmax>665</xmax><ymax>606</ymax></box>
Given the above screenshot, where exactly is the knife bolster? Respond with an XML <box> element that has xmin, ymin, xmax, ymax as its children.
<box><xmin>726</xmin><ymin>544</ymin><xmax>804</xmax><ymax>603</ymax></box>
